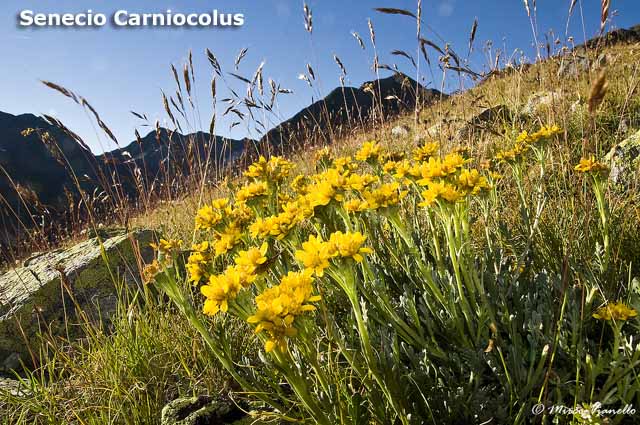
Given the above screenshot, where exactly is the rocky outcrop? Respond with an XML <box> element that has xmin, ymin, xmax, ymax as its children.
<box><xmin>160</xmin><ymin>395</ymin><xmax>250</xmax><ymax>425</ymax></box>
<box><xmin>605</xmin><ymin>129</ymin><xmax>640</xmax><ymax>189</ymax></box>
<box><xmin>0</xmin><ymin>228</ymin><xmax>156</xmax><ymax>373</ymax></box>
<box><xmin>582</xmin><ymin>24</ymin><xmax>640</xmax><ymax>49</ymax></box>
<box><xmin>557</xmin><ymin>55</ymin><xmax>590</xmax><ymax>78</ymax></box>
<box><xmin>523</xmin><ymin>91</ymin><xmax>564</xmax><ymax>115</ymax></box>
<box><xmin>0</xmin><ymin>377</ymin><xmax>27</xmax><ymax>396</ymax></box>
<box><xmin>391</xmin><ymin>125</ymin><xmax>410</xmax><ymax>138</ymax></box>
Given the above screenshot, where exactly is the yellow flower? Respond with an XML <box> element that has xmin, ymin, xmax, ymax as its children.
<box><xmin>441</xmin><ymin>153</ymin><xmax>466</xmax><ymax>174</ymax></box>
<box><xmin>236</xmin><ymin>181</ymin><xmax>268</xmax><ymax>202</ymax></box>
<box><xmin>333</xmin><ymin>156</ymin><xmax>358</xmax><ymax>172</ymax></box>
<box><xmin>306</xmin><ymin>180</ymin><xmax>343</xmax><ymax>207</ymax></box>
<box><xmin>142</xmin><ymin>260</ymin><xmax>161</xmax><ymax>284</ymax></box>
<box><xmin>211</xmin><ymin>198</ymin><xmax>229</xmax><ymax>210</ymax></box>
<box><xmin>416</xmin><ymin>157</ymin><xmax>446</xmax><ymax>185</ymax></box>
<box><xmin>574</xmin><ymin>156</ymin><xmax>608</xmax><ymax>174</ymax></box>
<box><xmin>235</xmin><ymin>243</ymin><xmax>268</xmax><ymax>275</ymax></box>
<box><xmin>247</xmin><ymin>270</ymin><xmax>320</xmax><ymax>352</ymax></box>
<box><xmin>413</xmin><ymin>142</ymin><xmax>439</xmax><ymax>161</ymax></box>
<box><xmin>281</xmin><ymin>197</ymin><xmax>314</xmax><ymax>223</ymax></box>
<box><xmin>383</xmin><ymin>160</ymin><xmax>398</xmax><ymax>173</ymax></box>
<box><xmin>245</xmin><ymin>156</ymin><xmax>295</xmax><ymax>182</ymax></box>
<box><xmin>328</xmin><ymin>231</ymin><xmax>373</xmax><ymax>263</ymax></box>
<box><xmin>346</xmin><ymin>173</ymin><xmax>379</xmax><ymax>192</ymax></box>
<box><xmin>249</xmin><ymin>213</ymin><xmax>297</xmax><ymax>241</ymax></box>
<box><xmin>295</xmin><ymin>235</ymin><xmax>333</xmax><ymax>276</ymax></box>
<box><xmin>392</xmin><ymin>160</ymin><xmax>412</xmax><ymax>180</ymax></box>
<box><xmin>458</xmin><ymin>169</ymin><xmax>490</xmax><ymax>195</ymax></box>
<box><xmin>419</xmin><ymin>181</ymin><xmax>463</xmax><ymax>207</ymax></box>
<box><xmin>249</xmin><ymin>217</ymin><xmax>272</xmax><ymax>239</ymax></box>
<box><xmin>362</xmin><ymin>182</ymin><xmax>408</xmax><ymax>210</ymax></box>
<box><xmin>201</xmin><ymin>272</ymin><xmax>242</xmax><ymax>315</ymax></box>
<box><xmin>495</xmin><ymin>149</ymin><xmax>518</xmax><ymax>163</ymax></box>
<box><xmin>150</xmin><ymin>238</ymin><xmax>182</xmax><ymax>255</ymax></box>
<box><xmin>186</xmin><ymin>241</ymin><xmax>211</xmax><ymax>284</ymax></box>
<box><xmin>228</xmin><ymin>201</ymin><xmax>254</xmax><ymax>225</ymax></box>
<box><xmin>355</xmin><ymin>141</ymin><xmax>382</xmax><ymax>162</ymax></box>
<box><xmin>195</xmin><ymin>205</ymin><xmax>221</xmax><ymax>230</ymax></box>
<box><xmin>516</xmin><ymin>130</ymin><xmax>531</xmax><ymax>145</ymax></box>
<box><xmin>314</xmin><ymin>146</ymin><xmax>331</xmax><ymax>161</ymax></box>
<box><xmin>225</xmin><ymin>264</ymin><xmax>257</xmax><ymax>288</ymax></box>
<box><xmin>214</xmin><ymin>225</ymin><xmax>242</xmax><ymax>256</ymax></box>
<box><xmin>530</xmin><ymin>125</ymin><xmax>562</xmax><ymax>142</ymax></box>
<box><xmin>593</xmin><ymin>301</ymin><xmax>638</xmax><ymax>322</ymax></box>
<box><xmin>344</xmin><ymin>198</ymin><xmax>369</xmax><ymax>213</ymax></box>
<box><xmin>195</xmin><ymin>199</ymin><xmax>231</xmax><ymax>230</ymax></box>
<box><xmin>244</xmin><ymin>156</ymin><xmax>268</xmax><ymax>179</ymax></box>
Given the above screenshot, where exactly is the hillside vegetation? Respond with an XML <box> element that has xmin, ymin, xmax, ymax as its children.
<box><xmin>2</xmin><ymin>20</ymin><xmax>640</xmax><ymax>425</ymax></box>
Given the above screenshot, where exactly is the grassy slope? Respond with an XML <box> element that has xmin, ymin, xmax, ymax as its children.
<box><xmin>141</xmin><ymin>42</ymin><xmax>640</xmax><ymax>262</ymax></box>
<box><xmin>3</xmin><ymin>41</ymin><xmax>640</xmax><ymax>423</ymax></box>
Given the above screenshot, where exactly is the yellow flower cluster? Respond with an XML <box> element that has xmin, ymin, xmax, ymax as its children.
<box><xmin>314</xmin><ymin>146</ymin><xmax>331</xmax><ymax>161</ymax></box>
<box><xmin>189</xmin><ymin>197</ymin><xmax>256</xmax><ymax>283</ymax></box>
<box><xmin>360</xmin><ymin>182</ymin><xmax>408</xmax><ymax>211</ymax></box>
<box><xmin>295</xmin><ymin>231</ymin><xmax>373</xmax><ymax>277</ymax></box>
<box><xmin>184</xmin><ymin>131</ymin><xmax>553</xmax><ymax>352</ymax></box>
<box><xmin>413</xmin><ymin>142</ymin><xmax>439</xmax><ymax>161</ymax></box>
<box><xmin>250</xmin><ymin>197</ymin><xmax>314</xmax><ymax>240</ymax></box>
<box><xmin>247</xmin><ymin>270</ymin><xmax>320</xmax><ymax>352</ymax></box>
<box><xmin>495</xmin><ymin>125</ymin><xmax>561</xmax><ymax>163</ymax></box>
<box><xmin>201</xmin><ymin>243</ymin><xmax>268</xmax><ymax>315</ymax></box>
<box><xmin>150</xmin><ymin>238</ymin><xmax>182</xmax><ymax>255</ymax></box>
<box><xmin>195</xmin><ymin>198</ymin><xmax>230</xmax><ymax>230</ymax></box>
<box><xmin>355</xmin><ymin>141</ymin><xmax>383</xmax><ymax>162</ymax></box>
<box><xmin>380</xmin><ymin>152</ymin><xmax>490</xmax><ymax>208</ymax></box>
<box><xmin>593</xmin><ymin>301</ymin><xmax>638</xmax><ymax>322</ymax></box>
<box><xmin>574</xmin><ymin>157</ymin><xmax>608</xmax><ymax>174</ymax></box>
<box><xmin>186</xmin><ymin>241</ymin><xmax>212</xmax><ymax>284</ymax></box>
<box><xmin>245</xmin><ymin>156</ymin><xmax>295</xmax><ymax>182</ymax></box>
<box><xmin>142</xmin><ymin>259</ymin><xmax>161</xmax><ymax>284</ymax></box>
<box><xmin>236</xmin><ymin>181</ymin><xmax>269</xmax><ymax>203</ymax></box>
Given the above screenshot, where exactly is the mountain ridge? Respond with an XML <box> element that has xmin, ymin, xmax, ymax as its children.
<box><xmin>0</xmin><ymin>71</ymin><xmax>436</xmax><ymax>250</ymax></box>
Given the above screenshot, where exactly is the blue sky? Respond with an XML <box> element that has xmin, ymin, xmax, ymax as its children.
<box><xmin>1</xmin><ymin>0</ymin><xmax>638</xmax><ymax>153</ymax></box>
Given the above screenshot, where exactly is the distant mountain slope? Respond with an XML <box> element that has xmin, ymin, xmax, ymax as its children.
<box><xmin>0</xmin><ymin>111</ymin><xmax>97</xmax><ymax>210</ymax></box>
<box><xmin>0</xmin><ymin>112</ymin><xmax>248</xmax><ymax>238</ymax></box>
<box><xmin>261</xmin><ymin>72</ymin><xmax>445</xmax><ymax>152</ymax></box>
<box><xmin>98</xmin><ymin>128</ymin><xmax>250</xmax><ymax>196</ymax></box>
<box><xmin>0</xmin><ymin>72</ymin><xmax>442</xmax><ymax>225</ymax></box>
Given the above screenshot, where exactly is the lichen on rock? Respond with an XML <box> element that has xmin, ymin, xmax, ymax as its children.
<box><xmin>0</xmin><ymin>229</ymin><xmax>156</xmax><ymax>374</ymax></box>
<box><xmin>605</xmin><ymin>129</ymin><xmax>640</xmax><ymax>189</ymax></box>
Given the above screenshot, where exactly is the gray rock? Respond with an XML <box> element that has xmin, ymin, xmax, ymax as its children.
<box><xmin>457</xmin><ymin>105</ymin><xmax>511</xmax><ymax>140</ymax></box>
<box><xmin>0</xmin><ymin>228</ymin><xmax>156</xmax><ymax>373</ymax></box>
<box><xmin>605</xmin><ymin>129</ymin><xmax>640</xmax><ymax>188</ymax></box>
<box><xmin>523</xmin><ymin>91</ymin><xmax>563</xmax><ymax>115</ymax></box>
<box><xmin>391</xmin><ymin>125</ymin><xmax>410</xmax><ymax>138</ymax></box>
<box><xmin>0</xmin><ymin>377</ymin><xmax>28</xmax><ymax>396</ymax></box>
<box><xmin>161</xmin><ymin>395</ymin><xmax>248</xmax><ymax>425</ymax></box>
<box><xmin>558</xmin><ymin>55</ymin><xmax>590</xmax><ymax>77</ymax></box>
<box><xmin>618</xmin><ymin>119</ymin><xmax>630</xmax><ymax>136</ymax></box>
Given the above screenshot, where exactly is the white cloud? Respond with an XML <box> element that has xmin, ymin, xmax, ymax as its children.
<box><xmin>438</xmin><ymin>1</ymin><xmax>455</xmax><ymax>17</ymax></box>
